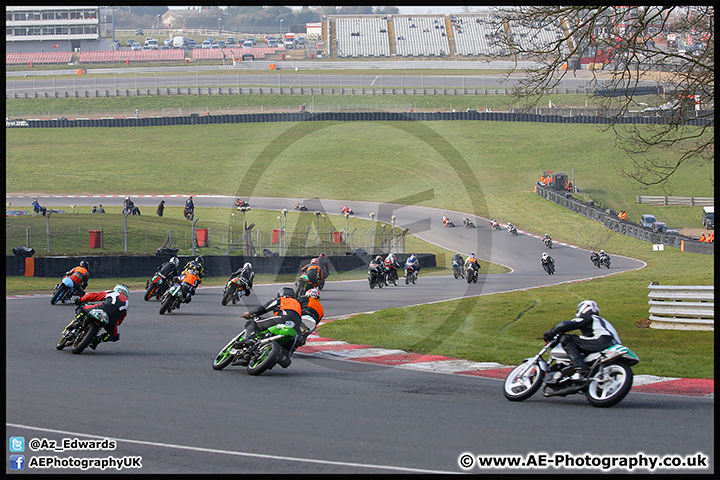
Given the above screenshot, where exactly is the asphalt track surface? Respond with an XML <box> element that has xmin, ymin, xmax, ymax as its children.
<box><xmin>6</xmin><ymin>195</ymin><xmax>714</xmax><ymax>474</ymax></box>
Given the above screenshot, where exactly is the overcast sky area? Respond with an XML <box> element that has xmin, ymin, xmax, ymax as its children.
<box><xmin>167</xmin><ymin>6</ymin><xmax>492</xmax><ymax>15</ymax></box>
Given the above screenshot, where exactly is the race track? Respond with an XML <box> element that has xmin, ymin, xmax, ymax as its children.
<box><xmin>6</xmin><ymin>195</ymin><xmax>714</xmax><ymax>474</ymax></box>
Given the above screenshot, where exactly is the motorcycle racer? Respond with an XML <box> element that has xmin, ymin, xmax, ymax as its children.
<box><xmin>70</xmin><ymin>284</ymin><xmax>130</xmax><ymax>350</ymax></box>
<box><xmin>543</xmin><ymin>300</ymin><xmax>621</xmax><ymax>378</ymax></box>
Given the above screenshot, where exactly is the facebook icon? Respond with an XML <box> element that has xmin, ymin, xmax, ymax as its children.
<box><xmin>10</xmin><ymin>454</ymin><xmax>25</xmax><ymax>470</ymax></box>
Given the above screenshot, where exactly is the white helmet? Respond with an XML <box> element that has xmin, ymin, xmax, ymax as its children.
<box><xmin>386</xmin><ymin>253</ymin><xmax>395</xmax><ymax>263</ymax></box>
<box><xmin>576</xmin><ymin>300</ymin><xmax>599</xmax><ymax>317</ymax></box>
<box><xmin>409</xmin><ymin>254</ymin><xmax>417</xmax><ymax>262</ymax></box>
<box><xmin>600</xmin><ymin>250</ymin><xmax>605</xmax><ymax>255</ymax></box>
<box><xmin>113</xmin><ymin>284</ymin><xmax>130</xmax><ymax>297</ymax></box>
<box><xmin>243</xmin><ymin>262</ymin><xmax>252</xmax><ymax>269</ymax></box>
<box><xmin>542</xmin><ymin>252</ymin><xmax>548</xmax><ymax>258</ymax></box>
<box><xmin>170</xmin><ymin>256</ymin><xmax>179</xmax><ymax>266</ymax></box>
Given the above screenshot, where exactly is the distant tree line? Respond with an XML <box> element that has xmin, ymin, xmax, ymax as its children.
<box><xmin>112</xmin><ymin>6</ymin><xmax>400</xmax><ymax>30</ymax></box>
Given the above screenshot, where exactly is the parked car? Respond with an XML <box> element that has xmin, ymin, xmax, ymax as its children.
<box><xmin>211</xmin><ymin>44</ymin><xmax>220</xmax><ymax>49</ymax></box>
<box><xmin>242</xmin><ymin>40</ymin><xmax>254</xmax><ymax>48</ymax></box>
<box><xmin>126</xmin><ymin>39</ymin><xmax>136</xmax><ymax>46</ymax></box>
<box><xmin>640</xmin><ymin>214</ymin><xmax>657</xmax><ymax>228</ymax></box>
<box><xmin>131</xmin><ymin>43</ymin><xmax>142</xmax><ymax>51</ymax></box>
<box><xmin>163</xmin><ymin>38</ymin><xmax>173</xmax><ymax>46</ymax></box>
<box><xmin>142</xmin><ymin>46</ymin><xmax>152</xmax><ymax>51</ymax></box>
<box><xmin>247</xmin><ymin>37</ymin><xmax>256</xmax><ymax>45</ymax></box>
<box><xmin>295</xmin><ymin>36</ymin><xmax>307</xmax><ymax>46</ymax></box>
<box><xmin>226</xmin><ymin>37</ymin><xmax>235</xmax><ymax>45</ymax></box>
<box><xmin>217</xmin><ymin>41</ymin><xmax>226</xmax><ymax>48</ymax></box>
<box><xmin>206</xmin><ymin>37</ymin><xmax>215</xmax><ymax>44</ymax></box>
<box><xmin>202</xmin><ymin>40</ymin><xmax>212</xmax><ymax>49</ymax></box>
<box><xmin>666</xmin><ymin>229</ymin><xmax>681</xmax><ymax>235</ymax></box>
<box><xmin>6</xmin><ymin>210</ymin><xmax>31</xmax><ymax>217</ymax></box>
<box><xmin>161</xmin><ymin>45</ymin><xmax>170</xmax><ymax>50</ymax></box>
<box><xmin>267</xmin><ymin>40</ymin><xmax>278</xmax><ymax>48</ymax></box>
<box><xmin>652</xmin><ymin>221</ymin><xmax>669</xmax><ymax>233</ymax></box>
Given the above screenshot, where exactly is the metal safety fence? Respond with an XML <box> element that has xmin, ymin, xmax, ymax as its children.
<box><xmin>5</xmin><ymin>214</ymin><xmax>405</xmax><ymax>258</ymax></box>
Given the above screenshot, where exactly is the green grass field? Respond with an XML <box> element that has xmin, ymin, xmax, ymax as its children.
<box><xmin>5</xmin><ymin>100</ymin><xmax>714</xmax><ymax>379</ymax></box>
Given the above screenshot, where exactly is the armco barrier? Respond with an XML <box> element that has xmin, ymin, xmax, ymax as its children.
<box><xmin>13</xmin><ymin>110</ymin><xmax>713</xmax><ymax>129</ymax></box>
<box><xmin>647</xmin><ymin>283</ymin><xmax>714</xmax><ymax>330</ymax></box>
<box><xmin>6</xmin><ymin>253</ymin><xmax>435</xmax><ymax>279</ymax></box>
<box><xmin>535</xmin><ymin>183</ymin><xmax>714</xmax><ymax>255</ymax></box>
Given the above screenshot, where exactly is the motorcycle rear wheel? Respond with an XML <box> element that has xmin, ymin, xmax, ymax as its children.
<box><xmin>503</xmin><ymin>361</ymin><xmax>544</xmax><ymax>401</ymax></box>
<box><xmin>222</xmin><ymin>283</ymin><xmax>237</xmax><ymax>306</ymax></box>
<box><xmin>247</xmin><ymin>341</ymin><xmax>281</xmax><ymax>376</ymax></box>
<box><xmin>212</xmin><ymin>332</ymin><xmax>244</xmax><ymax>370</ymax></box>
<box><xmin>71</xmin><ymin>323</ymin><xmax>99</xmax><ymax>354</ymax></box>
<box><xmin>586</xmin><ymin>363</ymin><xmax>633</xmax><ymax>408</ymax></box>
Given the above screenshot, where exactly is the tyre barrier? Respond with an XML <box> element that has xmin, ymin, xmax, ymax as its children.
<box><xmin>17</xmin><ymin>110</ymin><xmax>713</xmax><ymax>129</ymax></box>
<box><xmin>6</xmin><ymin>252</ymin><xmax>436</xmax><ymax>278</ymax></box>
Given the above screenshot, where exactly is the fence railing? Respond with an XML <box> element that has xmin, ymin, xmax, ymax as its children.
<box><xmin>5</xmin><ymin>215</ymin><xmax>405</xmax><ymax>257</ymax></box>
<box><xmin>647</xmin><ymin>283</ymin><xmax>714</xmax><ymax>331</ymax></box>
<box><xmin>534</xmin><ymin>183</ymin><xmax>715</xmax><ymax>255</ymax></box>
<box><xmin>637</xmin><ymin>195</ymin><xmax>714</xmax><ymax>206</ymax></box>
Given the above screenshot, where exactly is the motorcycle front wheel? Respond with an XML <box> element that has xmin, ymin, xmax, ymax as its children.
<box><xmin>71</xmin><ymin>323</ymin><xmax>99</xmax><ymax>354</ymax></box>
<box><xmin>212</xmin><ymin>332</ymin><xmax>244</xmax><ymax>370</ymax></box>
<box><xmin>586</xmin><ymin>363</ymin><xmax>633</xmax><ymax>408</ymax></box>
<box><xmin>222</xmin><ymin>283</ymin><xmax>237</xmax><ymax>306</ymax></box>
<box><xmin>50</xmin><ymin>285</ymin><xmax>66</xmax><ymax>305</ymax></box>
<box><xmin>247</xmin><ymin>341</ymin><xmax>281</xmax><ymax>376</ymax></box>
<box><xmin>503</xmin><ymin>361</ymin><xmax>544</xmax><ymax>401</ymax></box>
<box><xmin>159</xmin><ymin>295</ymin><xmax>175</xmax><ymax>315</ymax></box>
<box><xmin>56</xmin><ymin>328</ymin><xmax>72</xmax><ymax>350</ymax></box>
<box><xmin>144</xmin><ymin>282</ymin><xmax>158</xmax><ymax>301</ymax></box>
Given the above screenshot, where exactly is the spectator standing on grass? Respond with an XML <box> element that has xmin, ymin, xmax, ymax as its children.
<box><xmin>135</xmin><ymin>108</ymin><xmax>139</xmax><ymax>118</ymax></box>
<box><xmin>92</xmin><ymin>206</ymin><xmax>97</xmax><ymax>213</ymax></box>
<box><xmin>157</xmin><ymin>200</ymin><xmax>165</xmax><ymax>217</ymax></box>
<box><xmin>97</xmin><ymin>204</ymin><xmax>105</xmax><ymax>213</ymax></box>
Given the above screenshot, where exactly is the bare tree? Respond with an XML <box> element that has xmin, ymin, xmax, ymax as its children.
<box><xmin>491</xmin><ymin>6</ymin><xmax>714</xmax><ymax>188</ymax></box>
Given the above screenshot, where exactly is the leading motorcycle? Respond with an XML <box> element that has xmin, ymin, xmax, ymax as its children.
<box><xmin>340</xmin><ymin>205</ymin><xmax>354</xmax><ymax>215</ymax></box>
<box><xmin>50</xmin><ymin>276</ymin><xmax>81</xmax><ymax>305</ymax></box>
<box><xmin>294</xmin><ymin>202</ymin><xmax>308</xmax><ymax>211</ymax></box>
<box><xmin>222</xmin><ymin>275</ymin><xmax>251</xmax><ymax>306</ymax></box>
<box><xmin>234</xmin><ymin>199</ymin><xmax>250</xmax><ymax>208</ymax></box>
<box><xmin>508</xmin><ymin>224</ymin><xmax>518</xmax><ymax>236</ymax></box>
<box><xmin>211</xmin><ymin>314</ymin><xmax>300</xmax><ymax>375</ymax></box>
<box><xmin>590</xmin><ymin>252</ymin><xmax>601</xmax><ymax>268</ymax></box>
<box><xmin>503</xmin><ymin>333</ymin><xmax>639</xmax><ymax>408</ymax></box>
<box><xmin>56</xmin><ymin>307</ymin><xmax>110</xmax><ymax>354</ymax></box>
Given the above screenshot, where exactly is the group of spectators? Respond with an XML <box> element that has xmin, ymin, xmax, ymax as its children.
<box><xmin>698</xmin><ymin>232</ymin><xmax>714</xmax><ymax>243</ymax></box>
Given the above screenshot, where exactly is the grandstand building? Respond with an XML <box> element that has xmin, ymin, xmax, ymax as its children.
<box><xmin>6</xmin><ymin>6</ymin><xmax>116</xmax><ymax>54</ymax></box>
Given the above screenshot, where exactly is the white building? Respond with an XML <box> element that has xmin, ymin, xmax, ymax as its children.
<box><xmin>6</xmin><ymin>6</ymin><xmax>116</xmax><ymax>53</ymax></box>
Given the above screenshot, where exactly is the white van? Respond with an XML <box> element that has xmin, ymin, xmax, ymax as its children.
<box><xmin>702</xmin><ymin>206</ymin><xmax>714</xmax><ymax>229</ymax></box>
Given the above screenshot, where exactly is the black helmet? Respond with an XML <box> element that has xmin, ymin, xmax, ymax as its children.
<box><xmin>195</xmin><ymin>256</ymin><xmax>204</xmax><ymax>265</ymax></box>
<box><xmin>79</xmin><ymin>260</ymin><xmax>89</xmax><ymax>269</ymax></box>
<box><xmin>278</xmin><ymin>287</ymin><xmax>295</xmax><ymax>298</ymax></box>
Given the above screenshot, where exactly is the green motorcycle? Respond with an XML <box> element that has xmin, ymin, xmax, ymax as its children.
<box><xmin>212</xmin><ymin>315</ymin><xmax>300</xmax><ymax>376</ymax></box>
